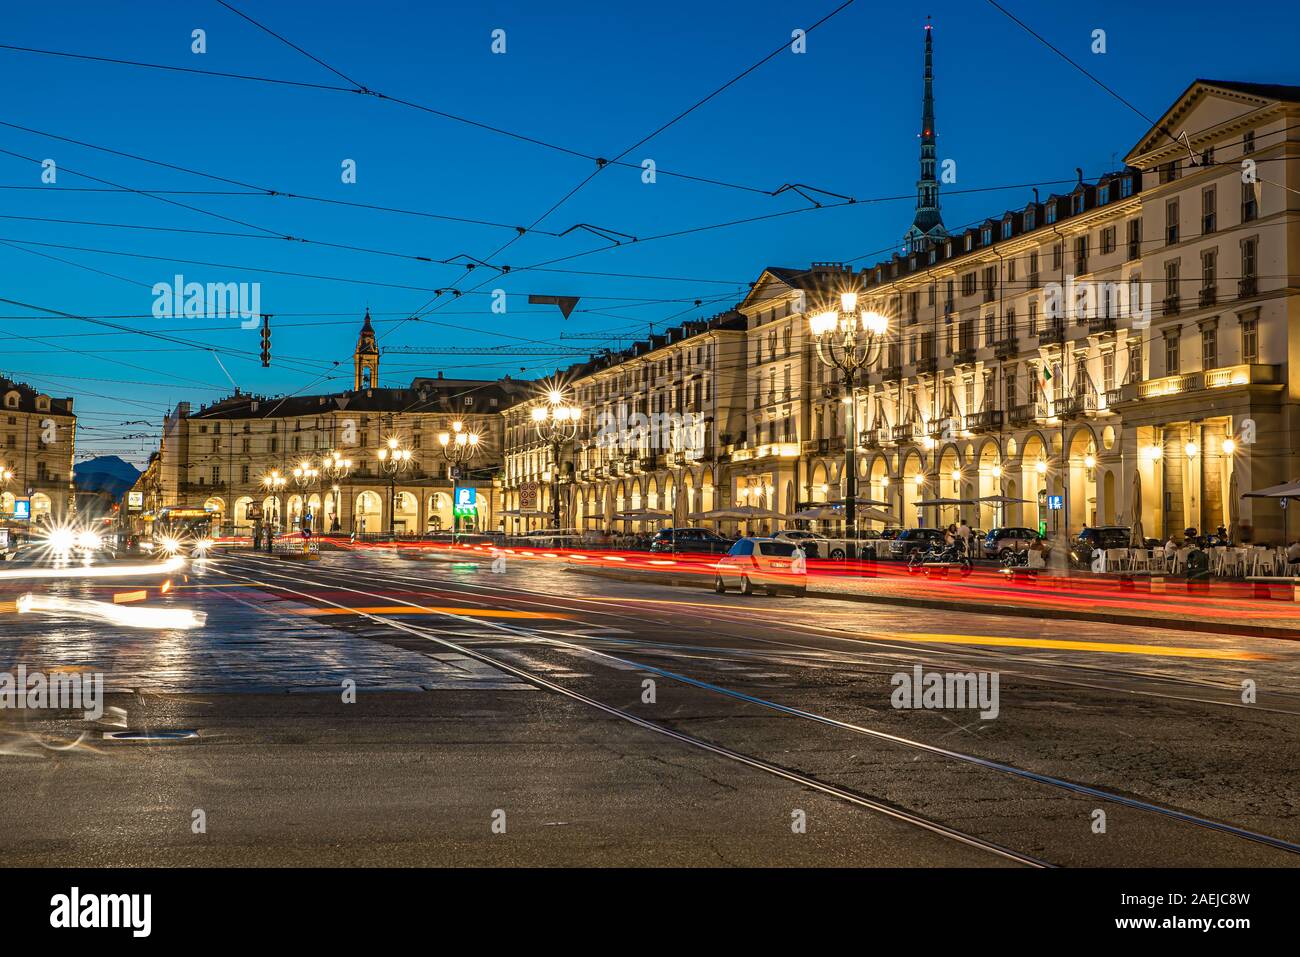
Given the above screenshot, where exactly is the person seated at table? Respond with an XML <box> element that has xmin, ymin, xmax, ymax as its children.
<box><xmin>1286</xmin><ymin>540</ymin><xmax>1300</xmax><ymax>564</ymax></box>
<box><xmin>1184</xmin><ymin>526</ymin><xmax>1201</xmax><ymax>548</ymax></box>
<box><xmin>1163</xmin><ymin>535</ymin><xmax>1180</xmax><ymax>559</ymax></box>
<box><xmin>1027</xmin><ymin>536</ymin><xmax>1048</xmax><ymax>568</ymax></box>
<box><xmin>1212</xmin><ymin>524</ymin><xmax>1230</xmax><ymax>547</ymax></box>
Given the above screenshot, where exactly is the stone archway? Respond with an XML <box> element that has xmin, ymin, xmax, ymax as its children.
<box><xmin>233</xmin><ymin>495</ymin><xmax>254</xmax><ymax>532</ymax></box>
<box><xmin>354</xmin><ymin>490</ymin><xmax>382</xmax><ymax>534</ymax></box>
<box><xmin>393</xmin><ymin>491</ymin><xmax>418</xmax><ymax>533</ymax></box>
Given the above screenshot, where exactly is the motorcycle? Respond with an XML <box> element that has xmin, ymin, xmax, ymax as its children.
<box><xmin>907</xmin><ymin>539</ymin><xmax>973</xmax><ymax>576</ymax></box>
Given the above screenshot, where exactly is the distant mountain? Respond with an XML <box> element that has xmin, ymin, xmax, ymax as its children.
<box><xmin>74</xmin><ymin>455</ymin><xmax>141</xmax><ymax>500</ymax></box>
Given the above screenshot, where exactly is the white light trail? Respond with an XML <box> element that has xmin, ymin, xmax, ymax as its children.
<box><xmin>16</xmin><ymin>593</ymin><xmax>207</xmax><ymax>630</ymax></box>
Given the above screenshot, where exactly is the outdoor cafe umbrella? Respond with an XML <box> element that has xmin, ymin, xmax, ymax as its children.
<box><xmin>977</xmin><ymin>494</ymin><xmax>1027</xmax><ymax>529</ymax></box>
<box><xmin>1130</xmin><ymin>472</ymin><xmax>1145</xmax><ymax>547</ymax></box>
<box><xmin>1242</xmin><ymin>478</ymin><xmax>1300</xmax><ymax>542</ymax></box>
<box><xmin>611</xmin><ymin>508</ymin><xmax>673</xmax><ymax>521</ymax></box>
<box><xmin>915</xmin><ymin>497</ymin><xmax>979</xmax><ymax>526</ymax></box>
<box><xmin>791</xmin><ymin>504</ymin><xmax>899</xmax><ymax>524</ymax></box>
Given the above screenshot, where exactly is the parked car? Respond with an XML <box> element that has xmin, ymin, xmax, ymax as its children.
<box><xmin>887</xmin><ymin>527</ymin><xmax>946</xmax><ymax>560</ymax></box>
<box><xmin>1069</xmin><ymin>525</ymin><xmax>1133</xmax><ymax>566</ymax></box>
<box><xmin>713</xmin><ymin>537</ymin><xmax>807</xmax><ymax>596</ymax></box>
<box><xmin>980</xmin><ymin>527</ymin><xmax>1043</xmax><ymax>560</ymax></box>
<box><xmin>648</xmin><ymin>527</ymin><xmax>732</xmax><ymax>554</ymax></box>
<box><xmin>773</xmin><ymin>528</ymin><xmax>829</xmax><ymax>558</ymax></box>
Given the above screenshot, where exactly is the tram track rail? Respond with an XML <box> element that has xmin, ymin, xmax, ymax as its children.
<box><xmin>210</xmin><ymin>554</ymin><xmax>1300</xmax><ymax>864</ymax></box>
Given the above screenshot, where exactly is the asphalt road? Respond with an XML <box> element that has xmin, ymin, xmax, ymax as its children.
<box><xmin>2</xmin><ymin>546</ymin><xmax>1298</xmax><ymax>867</ymax></box>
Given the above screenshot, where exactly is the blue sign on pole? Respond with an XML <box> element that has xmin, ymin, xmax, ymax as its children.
<box><xmin>1047</xmin><ymin>495</ymin><xmax>1063</xmax><ymax>511</ymax></box>
<box><xmin>13</xmin><ymin>498</ymin><xmax>30</xmax><ymax>520</ymax></box>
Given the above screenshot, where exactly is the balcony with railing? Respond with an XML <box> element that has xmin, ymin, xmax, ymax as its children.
<box><xmin>1088</xmin><ymin>315</ymin><xmax>1116</xmax><ymax>335</ymax></box>
<box><xmin>860</xmin><ymin>429</ymin><xmax>884</xmax><ymax>449</ymax></box>
<box><xmin>1038</xmin><ymin>322</ymin><xmax>1066</xmax><ymax>346</ymax></box>
<box><xmin>1052</xmin><ymin>393</ymin><xmax>1098</xmax><ymax>419</ymax></box>
<box><xmin>1199</xmin><ymin>285</ymin><xmax>1217</xmax><ymax>308</ymax></box>
<box><xmin>954</xmin><ymin>345</ymin><xmax>977</xmax><ymax>366</ymax></box>
<box><xmin>880</xmin><ymin>363</ymin><xmax>903</xmax><ymax>382</ymax></box>
<box><xmin>916</xmin><ymin>355</ymin><xmax>939</xmax><ymax>376</ymax></box>
<box><xmin>994</xmin><ymin>337</ymin><xmax>1019</xmax><ymax>359</ymax></box>
<box><xmin>1111</xmin><ymin>363</ymin><xmax>1282</xmax><ymax>406</ymax></box>
<box><xmin>964</xmin><ymin>410</ymin><xmax>1004</xmax><ymax>434</ymax></box>
<box><xmin>1163</xmin><ymin>296</ymin><xmax>1181</xmax><ymax>316</ymax></box>
<box><xmin>891</xmin><ymin>422</ymin><xmax>918</xmax><ymax>443</ymax></box>
<box><xmin>1239</xmin><ymin>276</ymin><xmax>1258</xmax><ymax>298</ymax></box>
<box><xmin>1008</xmin><ymin>404</ymin><xmax>1041</xmax><ymax>428</ymax></box>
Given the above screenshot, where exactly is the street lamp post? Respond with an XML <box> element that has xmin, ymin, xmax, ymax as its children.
<box><xmin>290</xmin><ymin>460</ymin><xmax>320</xmax><ymax>532</ymax></box>
<box><xmin>319</xmin><ymin>451</ymin><xmax>353</xmax><ymax>532</ymax></box>
<box><xmin>530</xmin><ymin>389</ymin><xmax>582</xmax><ymax>533</ymax></box>
<box><xmin>261</xmin><ymin>470</ymin><xmax>288</xmax><ymax>552</ymax></box>
<box><xmin>376</xmin><ymin>438</ymin><xmax>413</xmax><ymax>536</ymax></box>
<box><xmin>437</xmin><ymin>420</ymin><xmax>481</xmax><ymax>541</ymax></box>
<box><xmin>807</xmin><ymin>290</ymin><xmax>888</xmax><ymax>552</ymax></box>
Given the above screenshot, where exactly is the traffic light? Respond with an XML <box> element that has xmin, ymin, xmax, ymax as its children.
<box><xmin>260</xmin><ymin>314</ymin><xmax>271</xmax><ymax>367</ymax></box>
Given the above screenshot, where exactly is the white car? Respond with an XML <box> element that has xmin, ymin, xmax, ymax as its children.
<box><xmin>775</xmin><ymin>528</ymin><xmax>877</xmax><ymax>561</ymax></box>
<box><xmin>773</xmin><ymin>529</ymin><xmax>831</xmax><ymax>558</ymax></box>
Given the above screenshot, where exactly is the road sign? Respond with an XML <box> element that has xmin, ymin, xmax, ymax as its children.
<box><xmin>520</xmin><ymin>482</ymin><xmax>538</xmax><ymax>511</ymax></box>
<box><xmin>13</xmin><ymin>498</ymin><xmax>30</xmax><ymax>520</ymax></box>
<box><xmin>127</xmin><ymin>490</ymin><xmax>144</xmax><ymax>511</ymax></box>
<box><xmin>1047</xmin><ymin>495</ymin><xmax>1063</xmax><ymax>511</ymax></box>
<box><xmin>454</xmin><ymin>486</ymin><xmax>478</xmax><ymax>518</ymax></box>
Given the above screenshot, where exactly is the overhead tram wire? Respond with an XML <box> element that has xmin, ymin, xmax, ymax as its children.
<box><xmin>387</xmin><ymin>0</ymin><xmax>861</xmax><ymax>343</ymax></box>
<box><xmin>0</xmin><ymin>42</ymin><xmax>771</xmax><ymax>197</ymax></box>
<box><xmin>983</xmin><ymin>0</ymin><xmax>1300</xmax><ymax>200</ymax></box>
<box><xmin>0</xmin><ymin>118</ymin><xmax>567</xmax><ymax>237</ymax></box>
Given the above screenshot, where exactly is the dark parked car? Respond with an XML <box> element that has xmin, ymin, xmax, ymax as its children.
<box><xmin>648</xmin><ymin>528</ymin><xmax>732</xmax><ymax>554</ymax></box>
<box><xmin>1069</xmin><ymin>525</ymin><xmax>1132</xmax><ymax>566</ymax></box>
<box><xmin>887</xmin><ymin>527</ymin><xmax>945</xmax><ymax>560</ymax></box>
<box><xmin>980</xmin><ymin>527</ymin><xmax>1043</xmax><ymax>559</ymax></box>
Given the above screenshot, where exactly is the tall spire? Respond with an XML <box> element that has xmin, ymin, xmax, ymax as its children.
<box><xmin>905</xmin><ymin>17</ymin><xmax>946</xmax><ymax>252</ymax></box>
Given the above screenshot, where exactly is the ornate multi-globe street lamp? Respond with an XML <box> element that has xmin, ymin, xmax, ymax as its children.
<box><xmin>807</xmin><ymin>290</ymin><xmax>889</xmax><ymax>550</ymax></box>
<box><xmin>530</xmin><ymin>389</ymin><xmax>582</xmax><ymax>532</ymax></box>
<box><xmin>437</xmin><ymin>420</ymin><xmax>481</xmax><ymax>540</ymax></box>
<box><xmin>376</xmin><ymin>438</ymin><xmax>413</xmax><ymax>536</ymax></box>
<box><xmin>290</xmin><ymin>459</ymin><xmax>320</xmax><ymax>531</ymax></box>
<box><xmin>320</xmin><ymin>451</ymin><xmax>353</xmax><ymax>532</ymax></box>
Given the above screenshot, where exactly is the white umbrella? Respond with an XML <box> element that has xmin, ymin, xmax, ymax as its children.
<box><xmin>791</xmin><ymin>506</ymin><xmax>843</xmax><ymax>521</ymax></box>
<box><xmin>708</xmin><ymin>505</ymin><xmax>791</xmax><ymax>520</ymax></box>
<box><xmin>1242</xmin><ymin>479</ymin><xmax>1300</xmax><ymax>498</ymax></box>
<box><xmin>612</xmin><ymin>508</ymin><xmax>673</xmax><ymax>521</ymax></box>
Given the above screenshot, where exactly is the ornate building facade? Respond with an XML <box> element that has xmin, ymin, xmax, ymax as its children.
<box><xmin>497</xmin><ymin>73</ymin><xmax>1299</xmax><ymax>544</ymax></box>
<box><xmin>145</xmin><ymin>313</ymin><xmax>527</xmax><ymax>534</ymax></box>
<box><xmin>0</xmin><ymin>376</ymin><xmax>76</xmax><ymax>524</ymax></box>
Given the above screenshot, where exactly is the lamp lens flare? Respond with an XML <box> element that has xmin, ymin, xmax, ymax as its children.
<box><xmin>808</xmin><ymin>311</ymin><xmax>838</xmax><ymax>336</ymax></box>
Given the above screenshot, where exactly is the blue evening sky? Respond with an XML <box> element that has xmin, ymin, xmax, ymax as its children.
<box><xmin>0</xmin><ymin>0</ymin><xmax>1294</xmax><ymax>463</ymax></box>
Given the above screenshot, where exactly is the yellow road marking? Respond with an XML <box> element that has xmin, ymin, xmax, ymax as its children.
<box><xmin>882</xmin><ymin>633</ymin><xmax>1270</xmax><ymax>661</ymax></box>
<box><xmin>581</xmin><ymin>597</ymin><xmax>1272</xmax><ymax>661</ymax></box>
<box><xmin>295</xmin><ymin>606</ymin><xmax>568</xmax><ymax>620</ymax></box>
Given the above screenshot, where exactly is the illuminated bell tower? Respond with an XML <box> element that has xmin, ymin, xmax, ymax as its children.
<box><xmin>354</xmin><ymin>308</ymin><xmax>379</xmax><ymax>390</ymax></box>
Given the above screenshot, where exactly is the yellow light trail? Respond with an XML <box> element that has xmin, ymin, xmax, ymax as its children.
<box><xmin>882</xmin><ymin>633</ymin><xmax>1271</xmax><ymax>661</ymax></box>
<box><xmin>574</xmin><ymin>597</ymin><xmax>1273</xmax><ymax>661</ymax></box>
<box><xmin>295</xmin><ymin>606</ymin><xmax>569</xmax><ymax>620</ymax></box>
